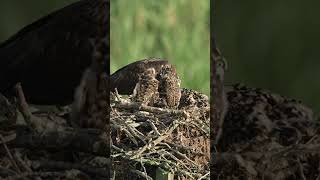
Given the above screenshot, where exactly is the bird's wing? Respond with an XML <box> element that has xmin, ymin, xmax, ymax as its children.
<box><xmin>0</xmin><ymin>0</ymin><xmax>108</xmax><ymax>104</ymax></box>
<box><xmin>110</xmin><ymin>58</ymin><xmax>170</xmax><ymax>94</ymax></box>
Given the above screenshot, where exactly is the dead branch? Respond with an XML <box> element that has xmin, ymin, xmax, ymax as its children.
<box><xmin>10</xmin><ymin>126</ymin><xmax>109</xmax><ymax>156</ymax></box>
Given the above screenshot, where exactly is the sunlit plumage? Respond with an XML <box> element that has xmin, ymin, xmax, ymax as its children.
<box><xmin>133</xmin><ymin>68</ymin><xmax>159</xmax><ymax>106</ymax></box>
<box><xmin>158</xmin><ymin>65</ymin><xmax>181</xmax><ymax>108</ymax></box>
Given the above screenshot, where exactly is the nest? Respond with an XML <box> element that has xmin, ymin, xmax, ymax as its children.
<box><xmin>111</xmin><ymin>88</ymin><xmax>210</xmax><ymax>180</ymax></box>
<box><xmin>0</xmin><ymin>83</ymin><xmax>111</xmax><ymax>180</ymax></box>
<box><xmin>212</xmin><ymin>84</ymin><xmax>320</xmax><ymax>180</ymax></box>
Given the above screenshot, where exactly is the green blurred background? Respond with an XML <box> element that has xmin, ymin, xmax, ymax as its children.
<box><xmin>214</xmin><ymin>0</ymin><xmax>320</xmax><ymax>113</ymax></box>
<box><xmin>0</xmin><ymin>0</ymin><xmax>77</xmax><ymax>42</ymax></box>
<box><xmin>111</xmin><ymin>0</ymin><xmax>210</xmax><ymax>95</ymax></box>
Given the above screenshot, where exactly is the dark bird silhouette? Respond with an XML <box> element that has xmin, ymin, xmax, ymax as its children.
<box><xmin>0</xmin><ymin>0</ymin><xmax>108</xmax><ymax>105</ymax></box>
<box><xmin>110</xmin><ymin>58</ymin><xmax>177</xmax><ymax>95</ymax></box>
<box><xmin>133</xmin><ymin>68</ymin><xmax>159</xmax><ymax>106</ymax></box>
<box><xmin>158</xmin><ymin>65</ymin><xmax>181</xmax><ymax>108</ymax></box>
<box><xmin>72</xmin><ymin>34</ymin><xmax>109</xmax><ymax>129</ymax></box>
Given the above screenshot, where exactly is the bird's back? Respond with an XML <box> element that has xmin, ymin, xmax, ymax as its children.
<box><xmin>110</xmin><ymin>58</ymin><xmax>174</xmax><ymax>95</ymax></box>
<box><xmin>0</xmin><ymin>0</ymin><xmax>108</xmax><ymax>105</ymax></box>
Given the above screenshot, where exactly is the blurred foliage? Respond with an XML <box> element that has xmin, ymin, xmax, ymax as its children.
<box><xmin>111</xmin><ymin>0</ymin><xmax>210</xmax><ymax>95</ymax></box>
<box><xmin>0</xmin><ymin>0</ymin><xmax>77</xmax><ymax>42</ymax></box>
<box><xmin>215</xmin><ymin>0</ymin><xmax>320</xmax><ymax>113</ymax></box>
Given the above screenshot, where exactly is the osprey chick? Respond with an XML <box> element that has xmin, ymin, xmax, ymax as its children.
<box><xmin>133</xmin><ymin>68</ymin><xmax>159</xmax><ymax>106</ymax></box>
<box><xmin>110</xmin><ymin>58</ymin><xmax>176</xmax><ymax>94</ymax></box>
<box><xmin>158</xmin><ymin>65</ymin><xmax>181</xmax><ymax>108</ymax></box>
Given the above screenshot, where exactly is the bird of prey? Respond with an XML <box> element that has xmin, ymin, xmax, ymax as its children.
<box><xmin>110</xmin><ymin>58</ymin><xmax>176</xmax><ymax>95</ymax></box>
<box><xmin>0</xmin><ymin>0</ymin><xmax>108</xmax><ymax>105</ymax></box>
<box><xmin>133</xmin><ymin>68</ymin><xmax>159</xmax><ymax>106</ymax></box>
<box><xmin>158</xmin><ymin>65</ymin><xmax>181</xmax><ymax>108</ymax></box>
<box><xmin>71</xmin><ymin>26</ymin><xmax>109</xmax><ymax>129</ymax></box>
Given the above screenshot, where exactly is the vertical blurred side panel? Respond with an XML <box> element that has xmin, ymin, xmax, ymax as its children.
<box><xmin>210</xmin><ymin>0</ymin><xmax>228</xmax><ymax>176</ymax></box>
<box><xmin>105</xmin><ymin>0</ymin><xmax>111</xmax><ymax>179</ymax></box>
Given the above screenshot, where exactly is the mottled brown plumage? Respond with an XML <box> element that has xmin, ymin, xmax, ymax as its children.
<box><xmin>133</xmin><ymin>68</ymin><xmax>159</xmax><ymax>106</ymax></box>
<box><xmin>0</xmin><ymin>0</ymin><xmax>108</xmax><ymax>105</ymax></box>
<box><xmin>110</xmin><ymin>58</ymin><xmax>176</xmax><ymax>95</ymax></box>
<box><xmin>158</xmin><ymin>65</ymin><xmax>181</xmax><ymax>108</ymax></box>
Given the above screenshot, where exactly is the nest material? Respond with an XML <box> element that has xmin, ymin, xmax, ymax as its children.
<box><xmin>111</xmin><ymin>88</ymin><xmax>210</xmax><ymax>180</ymax></box>
<box><xmin>0</xmin><ymin>88</ymin><xmax>110</xmax><ymax>180</ymax></box>
<box><xmin>213</xmin><ymin>84</ymin><xmax>320</xmax><ymax>180</ymax></box>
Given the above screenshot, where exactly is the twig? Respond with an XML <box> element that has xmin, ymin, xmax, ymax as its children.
<box><xmin>172</xmin><ymin>149</ymin><xmax>199</xmax><ymax>168</ymax></box>
<box><xmin>131</xmin><ymin>120</ymin><xmax>180</xmax><ymax>159</ymax></box>
<box><xmin>0</xmin><ymin>135</ymin><xmax>20</xmax><ymax>173</ymax></box>
<box><xmin>13</xmin><ymin>152</ymin><xmax>42</xmax><ymax>180</ymax></box>
<box><xmin>114</xmin><ymin>88</ymin><xmax>121</xmax><ymax>101</ymax></box>
<box><xmin>0</xmin><ymin>166</ymin><xmax>17</xmax><ymax>177</ymax></box>
<box><xmin>14</xmin><ymin>83</ymin><xmax>32</xmax><ymax>124</ymax></box>
<box><xmin>113</xmin><ymin>101</ymin><xmax>188</xmax><ymax>116</ymax></box>
<box><xmin>12</xmin><ymin>126</ymin><xmax>109</xmax><ymax>156</ymax></box>
<box><xmin>112</xmin><ymin>108</ymin><xmax>146</xmax><ymax>144</ymax></box>
<box><xmin>0</xmin><ymin>133</ymin><xmax>16</xmax><ymax>145</ymax></box>
<box><xmin>32</xmin><ymin>160</ymin><xmax>110</xmax><ymax>178</ymax></box>
<box><xmin>140</xmin><ymin>158</ymin><xmax>149</xmax><ymax>180</ymax></box>
<box><xmin>148</xmin><ymin>120</ymin><xmax>161</xmax><ymax>136</ymax></box>
<box><xmin>6</xmin><ymin>171</ymin><xmax>64</xmax><ymax>180</ymax></box>
<box><xmin>297</xmin><ymin>159</ymin><xmax>307</xmax><ymax>180</ymax></box>
<box><xmin>161</xmin><ymin>151</ymin><xmax>192</xmax><ymax>172</ymax></box>
<box><xmin>13</xmin><ymin>151</ymin><xmax>31</xmax><ymax>172</ymax></box>
<box><xmin>197</xmin><ymin>172</ymin><xmax>210</xmax><ymax>180</ymax></box>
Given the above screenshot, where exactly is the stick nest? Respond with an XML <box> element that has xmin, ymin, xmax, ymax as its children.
<box><xmin>111</xmin><ymin>88</ymin><xmax>210</xmax><ymax>180</ymax></box>
<box><xmin>213</xmin><ymin>84</ymin><xmax>320</xmax><ymax>180</ymax></box>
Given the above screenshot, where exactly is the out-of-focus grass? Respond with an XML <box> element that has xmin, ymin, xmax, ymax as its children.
<box><xmin>111</xmin><ymin>0</ymin><xmax>210</xmax><ymax>95</ymax></box>
<box><xmin>0</xmin><ymin>0</ymin><xmax>77</xmax><ymax>42</ymax></box>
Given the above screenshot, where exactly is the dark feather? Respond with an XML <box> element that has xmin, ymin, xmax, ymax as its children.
<box><xmin>0</xmin><ymin>0</ymin><xmax>108</xmax><ymax>105</ymax></box>
<box><xmin>110</xmin><ymin>58</ymin><xmax>176</xmax><ymax>95</ymax></box>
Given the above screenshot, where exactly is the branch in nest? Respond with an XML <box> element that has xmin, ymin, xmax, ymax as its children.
<box><xmin>112</xmin><ymin>101</ymin><xmax>188</xmax><ymax>118</ymax></box>
<box><xmin>10</xmin><ymin>126</ymin><xmax>109</xmax><ymax>156</ymax></box>
<box><xmin>32</xmin><ymin>160</ymin><xmax>110</xmax><ymax>178</ymax></box>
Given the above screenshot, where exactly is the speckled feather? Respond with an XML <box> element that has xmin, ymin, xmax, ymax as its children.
<box><xmin>110</xmin><ymin>58</ymin><xmax>176</xmax><ymax>95</ymax></box>
<box><xmin>133</xmin><ymin>68</ymin><xmax>159</xmax><ymax>106</ymax></box>
<box><xmin>158</xmin><ymin>65</ymin><xmax>181</xmax><ymax>108</ymax></box>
